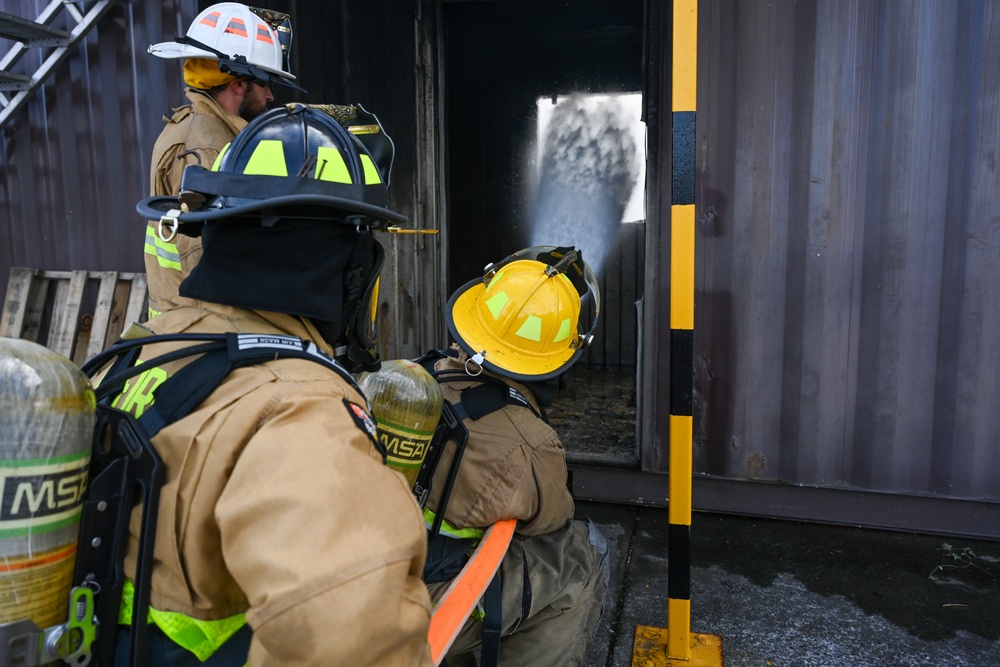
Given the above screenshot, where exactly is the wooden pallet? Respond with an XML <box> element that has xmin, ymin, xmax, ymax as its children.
<box><xmin>1</xmin><ymin>267</ymin><xmax>147</xmax><ymax>365</ymax></box>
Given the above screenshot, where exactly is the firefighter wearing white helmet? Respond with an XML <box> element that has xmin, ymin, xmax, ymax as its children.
<box><xmin>420</xmin><ymin>246</ymin><xmax>610</xmax><ymax>667</ymax></box>
<box><xmin>144</xmin><ymin>3</ymin><xmax>302</xmax><ymax>319</ymax></box>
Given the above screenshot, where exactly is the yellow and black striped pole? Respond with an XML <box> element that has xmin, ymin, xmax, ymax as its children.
<box><xmin>633</xmin><ymin>1</ymin><xmax>722</xmax><ymax>664</ymax></box>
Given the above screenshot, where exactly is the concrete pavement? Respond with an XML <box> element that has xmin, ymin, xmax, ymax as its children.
<box><xmin>578</xmin><ymin>501</ymin><xmax>1000</xmax><ymax>667</ymax></box>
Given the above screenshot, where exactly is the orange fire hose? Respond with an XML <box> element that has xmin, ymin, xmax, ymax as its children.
<box><xmin>427</xmin><ymin>518</ymin><xmax>517</xmax><ymax>665</ymax></box>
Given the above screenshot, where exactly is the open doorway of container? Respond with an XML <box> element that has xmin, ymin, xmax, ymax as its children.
<box><xmin>440</xmin><ymin>0</ymin><xmax>646</xmax><ymax>466</ymax></box>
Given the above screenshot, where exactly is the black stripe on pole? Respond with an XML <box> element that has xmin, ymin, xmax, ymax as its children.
<box><xmin>669</xmin><ymin>328</ymin><xmax>694</xmax><ymax>416</ymax></box>
<box><xmin>668</xmin><ymin>523</ymin><xmax>692</xmax><ymax>600</ymax></box>
<box><xmin>671</xmin><ymin>111</ymin><xmax>696</xmax><ymax>206</ymax></box>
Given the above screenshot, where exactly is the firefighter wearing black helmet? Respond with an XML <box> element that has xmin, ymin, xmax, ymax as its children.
<box><xmin>117</xmin><ymin>104</ymin><xmax>433</xmax><ymax>666</ymax></box>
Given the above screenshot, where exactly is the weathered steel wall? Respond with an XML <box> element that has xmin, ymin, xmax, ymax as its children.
<box><xmin>0</xmin><ymin>0</ymin><xmax>434</xmax><ymax>362</ymax></box>
<box><xmin>1</xmin><ymin>0</ymin><xmax>198</xmax><ymax>282</ymax></box>
<box><xmin>694</xmin><ymin>0</ymin><xmax>1000</xmax><ymax>503</ymax></box>
<box><xmin>266</xmin><ymin>0</ymin><xmax>436</xmax><ymax>361</ymax></box>
<box><xmin>4</xmin><ymin>0</ymin><xmax>998</xmax><ymax>533</ymax></box>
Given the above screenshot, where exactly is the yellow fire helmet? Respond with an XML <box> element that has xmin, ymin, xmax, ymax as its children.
<box><xmin>446</xmin><ymin>246</ymin><xmax>601</xmax><ymax>382</ymax></box>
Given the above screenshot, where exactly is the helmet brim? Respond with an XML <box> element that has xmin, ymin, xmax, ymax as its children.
<box><xmin>137</xmin><ymin>193</ymin><xmax>407</xmax><ymax>229</ymax></box>
<box><xmin>446</xmin><ymin>278</ymin><xmax>581</xmax><ymax>383</ymax></box>
<box><xmin>147</xmin><ymin>41</ymin><xmax>298</xmax><ymax>82</ymax></box>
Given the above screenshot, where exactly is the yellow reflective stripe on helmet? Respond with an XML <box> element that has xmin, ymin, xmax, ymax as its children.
<box><xmin>516</xmin><ymin>315</ymin><xmax>542</xmax><ymax>342</ymax></box>
<box><xmin>243</xmin><ymin>139</ymin><xmax>288</xmax><ymax>176</ymax></box>
<box><xmin>369</xmin><ymin>276</ymin><xmax>380</xmax><ymax>322</ymax></box>
<box><xmin>485</xmin><ymin>291</ymin><xmax>508</xmax><ymax>319</ymax></box>
<box><xmin>554</xmin><ymin>318</ymin><xmax>572</xmax><ymax>343</ymax></box>
<box><xmin>211</xmin><ymin>142</ymin><xmax>231</xmax><ymax>172</ymax></box>
<box><xmin>423</xmin><ymin>507</ymin><xmax>485</xmax><ymax>540</ymax></box>
<box><xmin>120</xmin><ymin>579</ymin><xmax>247</xmax><ymax>662</ymax></box>
<box><xmin>488</xmin><ymin>269</ymin><xmax>506</xmax><ymax>287</ymax></box>
<box><xmin>144</xmin><ymin>226</ymin><xmax>182</xmax><ymax>271</ymax></box>
<box><xmin>315</xmin><ymin>145</ymin><xmax>352</xmax><ymax>183</ymax></box>
<box><xmin>359</xmin><ymin>154</ymin><xmax>382</xmax><ymax>184</ymax></box>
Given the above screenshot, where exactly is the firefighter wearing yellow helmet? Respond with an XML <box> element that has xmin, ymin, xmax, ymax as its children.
<box><xmin>420</xmin><ymin>246</ymin><xmax>609</xmax><ymax>667</ymax></box>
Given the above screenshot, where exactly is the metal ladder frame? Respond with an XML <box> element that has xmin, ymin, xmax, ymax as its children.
<box><xmin>0</xmin><ymin>0</ymin><xmax>117</xmax><ymax>130</ymax></box>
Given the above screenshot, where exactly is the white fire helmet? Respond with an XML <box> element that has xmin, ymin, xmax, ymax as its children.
<box><xmin>148</xmin><ymin>2</ymin><xmax>297</xmax><ymax>86</ymax></box>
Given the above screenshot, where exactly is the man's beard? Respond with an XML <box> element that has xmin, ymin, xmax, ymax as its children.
<box><xmin>239</xmin><ymin>92</ymin><xmax>270</xmax><ymax>122</ymax></box>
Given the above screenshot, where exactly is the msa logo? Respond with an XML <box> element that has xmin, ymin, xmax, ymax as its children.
<box><xmin>0</xmin><ymin>464</ymin><xmax>89</xmax><ymax>522</ymax></box>
<box><xmin>381</xmin><ymin>433</ymin><xmax>429</xmax><ymax>462</ymax></box>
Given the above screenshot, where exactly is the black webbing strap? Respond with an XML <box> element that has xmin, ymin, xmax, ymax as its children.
<box><xmin>480</xmin><ymin>573</ymin><xmax>503</xmax><ymax>667</ymax></box>
<box><xmin>422</xmin><ymin>533</ymin><xmax>478</xmax><ymax>584</ymax></box>
<box><xmin>81</xmin><ymin>332</ymin><xmax>358</xmax><ymax>667</ymax></box>
<box><xmin>132</xmin><ymin>348</ymin><xmax>233</xmax><ymax>438</ymax></box>
<box><xmin>202</xmin><ymin>624</ymin><xmax>253</xmax><ymax>666</ymax></box>
<box><xmin>429</xmin><ymin>368</ymin><xmax>541</xmax><ymax>422</ymax></box>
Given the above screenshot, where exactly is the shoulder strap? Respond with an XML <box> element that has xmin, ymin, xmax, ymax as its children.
<box><xmin>135</xmin><ymin>333</ymin><xmax>361</xmax><ymax>438</ymax></box>
<box><xmin>91</xmin><ymin>333</ymin><xmax>361</xmax><ymax>432</ymax></box>
<box><xmin>431</xmin><ymin>368</ymin><xmax>542</xmax><ymax>421</ymax></box>
<box><xmin>413</xmin><ymin>348</ymin><xmax>449</xmax><ymax>374</ymax></box>
<box><xmin>77</xmin><ymin>332</ymin><xmax>357</xmax><ymax>667</ymax></box>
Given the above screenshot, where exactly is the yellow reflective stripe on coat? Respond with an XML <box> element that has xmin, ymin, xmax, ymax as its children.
<box><xmin>144</xmin><ymin>226</ymin><xmax>182</xmax><ymax>271</ymax></box>
<box><xmin>423</xmin><ymin>507</ymin><xmax>485</xmax><ymax>540</ymax></box>
<box><xmin>120</xmin><ymin>580</ymin><xmax>247</xmax><ymax>661</ymax></box>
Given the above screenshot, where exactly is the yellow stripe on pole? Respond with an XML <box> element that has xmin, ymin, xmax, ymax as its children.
<box><xmin>631</xmin><ymin>2</ymin><xmax>723</xmax><ymax>664</ymax></box>
<box><xmin>670</xmin><ymin>204</ymin><xmax>696</xmax><ymax>330</ymax></box>
<box><xmin>668</xmin><ymin>414</ymin><xmax>693</xmax><ymax>526</ymax></box>
<box><xmin>667</xmin><ymin>598</ymin><xmax>692</xmax><ymax>659</ymax></box>
<box><xmin>672</xmin><ymin>0</ymin><xmax>698</xmax><ymax>112</ymax></box>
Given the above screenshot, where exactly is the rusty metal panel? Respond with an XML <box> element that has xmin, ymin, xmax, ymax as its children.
<box><xmin>277</xmin><ymin>0</ymin><xmax>435</xmax><ymax>362</ymax></box>
<box><xmin>694</xmin><ymin>0</ymin><xmax>1000</xmax><ymax>504</ymax></box>
<box><xmin>1</xmin><ymin>0</ymin><xmax>198</xmax><ymax>289</ymax></box>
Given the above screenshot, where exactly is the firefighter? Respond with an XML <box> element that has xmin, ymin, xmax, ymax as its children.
<box><xmin>145</xmin><ymin>2</ymin><xmax>302</xmax><ymax>318</ymax></box>
<box><xmin>114</xmin><ymin>103</ymin><xmax>433</xmax><ymax>666</ymax></box>
<box><xmin>422</xmin><ymin>247</ymin><xmax>610</xmax><ymax>667</ymax></box>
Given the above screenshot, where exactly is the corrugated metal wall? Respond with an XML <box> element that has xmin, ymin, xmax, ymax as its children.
<box><xmin>1</xmin><ymin>0</ymin><xmax>198</xmax><ymax>281</ymax></box>
<box><xmin>3</xmin><ymin>0</ymin><xmax>997</xmax><ymax>532</ymax></box>
<box><xmin>694</xmin><ymin>0</ymin><xmax>1000</xmax><ymax>502</ymax></box>
<box><xmin>0</xmin><ymin>0</ymin><xmax>436</xmax><ymax>362</ymax></box>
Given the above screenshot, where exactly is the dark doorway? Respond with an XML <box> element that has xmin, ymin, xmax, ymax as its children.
<box><xmin>440</xmin><ymin>0</ymin><xmax>646</xmax><ymax>465</ymax></box>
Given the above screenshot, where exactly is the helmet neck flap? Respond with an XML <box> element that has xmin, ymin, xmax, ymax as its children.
<box><xmin>178</xmin><ymin>219</ymin><xmax>384</xmax><ymax>373</ymax></box>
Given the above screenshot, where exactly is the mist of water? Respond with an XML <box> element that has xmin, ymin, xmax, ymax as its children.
<box><xmin>529</xmin><ymin>93</ymin><xmax>641</xmax><ymax>275</ymax></box>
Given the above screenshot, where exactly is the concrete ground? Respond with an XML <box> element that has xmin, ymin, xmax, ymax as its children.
<box><xmin>576</xmin><ymin>501</ymin><xmax>1000</xmax><ymax>667</ymax></box>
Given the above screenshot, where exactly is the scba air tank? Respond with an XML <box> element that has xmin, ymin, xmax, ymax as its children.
<box><xmin>0</xmin><ymin>338</ymin><xmax>94</xmax><ymax>631</ymax></box>
<box><xmin>359</xmin><ymin>359</ymin><xmax>443</xmax><ymax>487</ymax></box>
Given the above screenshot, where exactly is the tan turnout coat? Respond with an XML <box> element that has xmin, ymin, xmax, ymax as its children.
<box><xmin>145</xmin><ymin>89</ymin><xmax>245</xmax><ymax>316</ymax></box>
<box><xmin>425</xmin><ymin>350</ymin><xmax>575</xmax><ymax>535</ymax></box>
<box><xmin>111</xmin><ymin>303</ymin><xmax>433</xmax><ymax>666</ymax></box>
